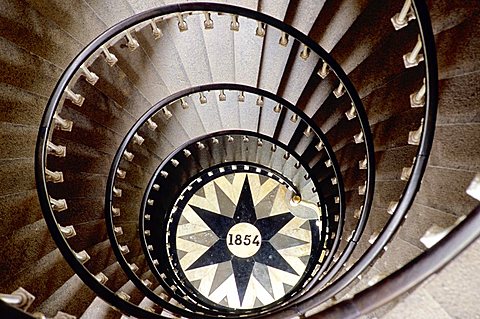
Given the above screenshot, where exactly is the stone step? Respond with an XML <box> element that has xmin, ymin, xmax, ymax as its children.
<box><xmin>429</xmin><ymin>0</ymin><xmax>480</xmax><ymax>35</ymax></box>
<box><xmin>330</xmin><ymin>0</ymin><xmax>401</xmax><ymax>74</ymax></box>
<box><xmin>0</xmin><ymin>82</ymin><xmax>48</xmax><ymax>126</ymax></box>
<box><xmin>0</xmin><ymin>159</ymin><xmax>36</xmax><ymax>197</ymax></box>
<box><xmin>415</xmin><ymin>166</ymin><xmax>478</xmax><ymax>217</ymax></box>
<box><xmin>312</xmin><ymin>0</ymin><xmax>371</xmax><ymax>54</ymax></box>
<box><xmin>382</xmin><ymin>287</ymin><xmax>452</xmax><ymax>319</ymax></box>
<box><xmin>37</xmin><ymin>274</ymin><xmax>95</xmax><ymax>318</ymax></box>
<box><xmin>418</xmin><ymin>237</ymin><xmax>480</xmax><ymax>318</ymax></box>
<box><xmin>85</xmin><ymin>0</ymin><xmax>135</xmax><ymax>28</ymax></box>
<box><xmin>0</xmin><ymin>249</ymin><xmax>75</xmax><ymax>311</ymax></box>
<box><xmin>436</xmin><ymin>12</ymin><xmax>480</xmax><ymax>80</ymax></box>
<box><xmin>0</xmin><ymin>123</ymin><xmax>37</xmax><ymax>159</ymax></box>
<box><xmin>436</xmin><ymin>71</ymin><xmax>480</xmax><ymax>125</ymax></box>
<box><xmin>126</xmin><ymin>0</ymin><xmax>165</xmax><ymax>14</ymax></box>
<box><xmin>0</xmin><ymin>190</ymin><xmax>43</xmax><ymax>238</ymax></box>
<box><xmin>0</xmin><ymin>219</ymin><xmax>58</xmax><ymax>286</ymax></box>
<box><xmin>0</xmin><ymin>0</ymin><xmax>83</xmax><ymax>68</ymax></box>
<box><xmin>0</xmin><ymin>37</ymin><xmax>62</xmax><ymax>98</ymax></box>
<box><xmin>25</xmin><ymin>0</ymin><xmax>109</xmax><ymax>45</ymax></box>
<box><xmin>429</xmin><ymin>124</ymin><xmax>480</xmax><ymax>171</ymax></box>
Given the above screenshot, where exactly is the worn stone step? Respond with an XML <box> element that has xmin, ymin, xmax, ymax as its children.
<box><xmin>415</xmin><ymin>166</ymin><xmax>478</xmax><ymax>217</ymax></box>
<box><xmin>0</xmin><ymin>0</ymin><xmax>83</xmax><ymax>68</ymax></box>
<box><xmin>25</xmin><ymin>0</ymin><xmax>108</xmax><ymax>45</ymax></box>
<box><xmin>0</xmin><ymin>190</ymin><xmax>43</xmax><ymax>237</ymax></box>
<box><xmin>436</xmin><ymin>12</ymin><xmax>480</xmax><ymax>80</ymax></box>
<box><xmin>0</xmin><ymin>219</ymin><xmax>57</xmax><ymax>285</ymax></box>
<box><xmin>0</xmin><ymin>158</ymin><xmax>36</xmax><ymax>197</ymax></box>
<box><xmin>126</xmin><ymin>0</ymin><xmax>165</xmax><ymax>14</ymax></box>
<box><xmin>429</xmin><ymin>124</ymin><xmax>480</xmax><ymax>171</ymax></box>
<box><xmin>0</xmin><ymin>123</ymin><xmax>37</xmax><ymax>159</ymax></box>
<box><xmin>0</xmin><ymin>37</ymin><xmax>62</xmax><ymax>98</ymax></box>
<box><xmin>436</xmin><ymin>71</ymin><xmax>480</xmax><ymax>125</ymax></box>
<box><xmin>349</xmin><ymin>23</ymin><xmax>420</xmax><ymax>99</ymax></box>
<box><xmin>85</xmin><ymin>0</ymin><xmax>135</xmax><ymax>28</ymax></box>
<box><xmin>428</xmin><ymin>0</ymin><xmax>479</xmax><ymax>35</ymax></box>
<box><xmin>383</xmin><ymin>287</ymin><xmax>451</xmax><ymax>319</ymax></box>
<box><xmin>87</xmin><ymin>57</ymin><xmax>152</xmax><ymax>119</ymax></box>
<box><xmin>421</xmin><ymin>237</ymin><xmax>480</xmax><ymax>318</ymax></box>
<box><xmin>0</xmin><ymin>248</ymin><xmax>75</xmax><ymax>311</ymax></box>
<box><xmin>37</xmin><ymin>274</ymin><xmax>95</xmax><ymax>318</ymax></box>
<box><xmin>312</xmin><ymin>0</ymin><xmax>371</xmax><ymax>54</ymax></box>
<box><xmin>398</xmin><ymin>203</ymin><xmax>458</xmax><ymax>251</ymax></box>
<box><xmin>0</xmin><ymin>82</ymin><xmax>48</xmax><ymax>126</ymax></box>
<box><xmin>329</xmin><ymin>0</ymin><xmax>399</xmax><ymax>74</ymax></box>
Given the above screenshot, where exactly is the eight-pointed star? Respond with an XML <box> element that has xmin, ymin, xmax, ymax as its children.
<box><xmin>187</xmin><ymin>176</ymin><xmax>298</xmax><ymax>304</ymax></box>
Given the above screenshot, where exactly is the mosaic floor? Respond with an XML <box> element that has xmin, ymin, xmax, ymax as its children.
<box><xmin>168</xmin><ymin>169</ymin><xmax>320</xmax><ymax>309</ymax></box>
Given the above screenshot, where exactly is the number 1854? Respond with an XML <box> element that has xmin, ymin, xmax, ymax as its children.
<box><xmin>227</xmin><ymin>234</ymin><xmax>260</xmax><ymax>246</ymax></box>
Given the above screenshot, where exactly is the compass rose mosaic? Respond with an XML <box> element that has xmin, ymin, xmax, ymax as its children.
<box><xmin>166</xmin><ymin>165</ymin><xmax>322</xmax><ymax>310</ymax></box>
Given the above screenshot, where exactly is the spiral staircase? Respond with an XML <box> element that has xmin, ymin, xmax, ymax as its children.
<box><xmin>1</xmin><ymin>0</ymin><xmax>479</xmax><ymax>318</ymax></box>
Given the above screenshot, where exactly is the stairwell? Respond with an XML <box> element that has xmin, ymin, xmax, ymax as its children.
<box><xmin>0</xmin><ymin>0</ymin><xmax>479</xmax><ymax>318</ymax></box>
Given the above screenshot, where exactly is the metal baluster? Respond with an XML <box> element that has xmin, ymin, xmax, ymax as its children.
<box><xmin>64</xmin><ymin>87</ymin><xmax>84</xmax><ymax>106</ymax></box>
<box><xmin>177</xmin><ymin>14</ymin><xmax>188</xmax><ymax>32</ymax></box>
<box><xmin>150</xmin><ymin>19</ymin><xmax>163</xmax><ymax>39</ymax></box>
<box><xmin>391</xmin><ymin>0</ymin><xmax>416</xmax><ymax>30</ymax></box>
<box><xmin>279</xmin><ymin>32</ymin><xmax>289</xmax><ymax>46</ymax></box>
<box><xmin>410</xmin><ymin>78</ymin><xmax>426</xmax><ymax>107</ymax></box>
<box><xmin>230</xmin><ymin>15</ymin><xmax>239</xmax><ymax>31</ymax></box>
<box><xmin>125</xmin><ymin>30</ymin><xmax>139</xmax><ymax>51</ymax></box>
<box><xmin>203</xmin><ymin>12</ymin><xmax>213</xmax><ymax>29</ymax></box>
<box><xmin>80</xmin><ymin>64</ymin><xmax>99</xmax><ymax>85</ymax></box>
<box><xmin>403</xmin><ymin>35</ymin><xmax>424</xmax><ymax>68</ymax></box>
<box><xmin>318</xmin><ymin>60</ymin><xmax>330</xmax><ymax>78</ymax></box>
<box><xmin>101</xmin><ymin>45</ymin><xmax>118</xmax><ymax>66</ymax></box>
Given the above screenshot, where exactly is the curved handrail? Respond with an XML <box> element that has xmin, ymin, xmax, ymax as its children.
<box><xmin>264</xmin><ymin>0</ymin><xmax>438</xmax><ymax>317</ymax></box>
<box><xmin>35</xmin><ymin>3</ymin><xmax>375</xmax><ymax>318</ymax></box>
<box><xmin>139</xmin><ymin>132</ymin><xmax>329</xmax><ymax>314</ymax></box>
<box><xmin>314</xmin><ymin>204</ymin><xmax>480</xmax><ymax>319</ymax></box>
<box><xmin>104</xmin><ymin>84</ymin><xmax>345</xmax><ymax>315</ymax></box>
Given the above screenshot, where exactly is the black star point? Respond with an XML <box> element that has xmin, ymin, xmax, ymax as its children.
<box><xmin>232</xmin><ymin>175</ymin><xmax>257</xmax><ymax>224</ymax></box>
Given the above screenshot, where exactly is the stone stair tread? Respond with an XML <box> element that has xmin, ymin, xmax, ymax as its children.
<box><xmin>0</xmin><ymin>34</ymin><xmax>62</xmax><ymax>97</ymax></box>
<box><xmin>329</xmin><ymin>0</ymin><xmax>400</xmax><ymax>74</ymax></box>
<box><xmin>429</xmin><ymin>124</ymin><xmax>480</xmax><ymax>171</ymax></box>
<box><xmin>436</xmin><ymin>13</ymin><xmax>480</xmax><ymax>80</ymax></box>
<box><xmin>0</xmin><ymin>0</ymin><xmax>83</xmax><ymax>68</ymax></box>
<box><xmin>436</xmin><ymin>71</ymin><xmax>480</xmax><ymax>125</ymax></box>
<box><xmin>25</xmin><ymin>0</ymin><xmax>109</xmax><ymax>45</ymax></box>
<box><xmin>421</xmin><ymin>237</ymin><xmax>480</xmax><ymax>319</ymax></box>
<box><xmin>0</xmin><ymin>190</ymin><xmax>43</xmax><ymax>237</ymax></box>
<box><xmin>0</xmin><ymin>158</ymin><xmax>36</xmax><ymax>197</ymax></box>
<box><xmin>126</xmin><ymin>0</ymin><xmax>165</xmax><ymax>14</ymax></box>
<box><xmin>37</xmin><ymin>274</ymin><xmax>95</xmax><ymax>318</ymax></box>
<box><xmin>0</xmin><ymin>82</ymin><xmax>48</xmax><ymax>126</ymax></box>
<box><xmin>415</xmin><ymin>166</ymin><xmax>478</xmax><ymax>217</ymax></box>
<box><xmin>85</xmin><ymin>0</ymin><xmax>135</xmax><ymax>28</ymax></box>
<box><xmin>313</xmin><ymin>0</ymin><xmax>370</xmax><ymax>54</ymax></box>
<box><xmin>398</xmin><ymin>203</ymin><xmax>458</xmax><ymax>251</ymax></box>
<box><xmin>0</xmin><ymin>249</ymin><xmax>75</xmax><ymax>310</ymax></box>
<box><xmin>382</xmin><ymin>287</ymin><xmax>452</xmax><ymax>319</ymax></box>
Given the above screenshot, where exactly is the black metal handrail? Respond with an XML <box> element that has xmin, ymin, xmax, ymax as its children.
<box><xmin>104</xmin><ymin>85</ymin><xmax>346</xmax><ymax>315</ymax></box>
<box><xmin>315</xmin><ymin>204</ymin><xmax>480</xmax><ymax>319</ymax></box>
<box><xmin>139</xmin><ymin>132</ymin><xmax>329</xmax><ymax>314</ymax></box>
<box><xmin>263</xmin><ymin>0</ymin><xmax>438</xmax><ymax>317</ymax></box>
<box><xmin>35</xmin><ymin>3</ymin><xmax>376</xmax><ymax>318</ymax></box>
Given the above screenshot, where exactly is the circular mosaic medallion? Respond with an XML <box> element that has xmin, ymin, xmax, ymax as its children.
<box><xmin>166</xmin><ymin>165</ymin><xmax>322</xmax><ymax>310</ymax></box>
